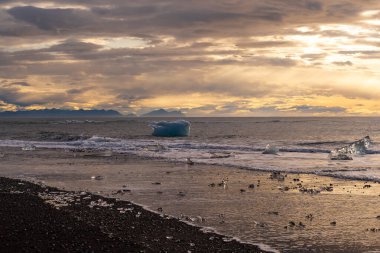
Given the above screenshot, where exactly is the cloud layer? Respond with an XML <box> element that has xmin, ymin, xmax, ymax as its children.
<box><xmin>1</xmin><ymin>0</ymin><xmax>380</xmax><ymax>115</ymax></box>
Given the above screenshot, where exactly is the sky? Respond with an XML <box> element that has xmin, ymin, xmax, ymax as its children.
<box><xmin>1</xmin><ymin>0</ymin><xmax>380</xmax><ymax>116</ymax></box>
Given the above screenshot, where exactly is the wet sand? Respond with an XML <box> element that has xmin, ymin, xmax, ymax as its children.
<box><xmin>0</xmin><ymin>147</ymin><xmax>380</xmax><ymax>252</ymax></box>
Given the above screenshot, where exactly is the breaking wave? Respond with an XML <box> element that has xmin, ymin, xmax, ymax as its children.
<box><xmin>1</xmin><ymin>136</ymin><xmax>380</xmax><ymax>182</ymax></box>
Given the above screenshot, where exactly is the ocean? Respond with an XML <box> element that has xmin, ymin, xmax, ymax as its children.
<box><xmin>1</xmin><ymin>117</ymin><xmax>380</xmax><ymax>182</ymax></box>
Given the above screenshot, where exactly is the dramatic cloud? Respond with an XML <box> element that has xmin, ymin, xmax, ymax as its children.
<box><xmin>1</xmin><ymin>0</ymin><xmax>380</xmax><ymax>115</ymax></box>
<box><xmin>290</xmin><ymin>105</ymin><xmax>347</xmax><ymax>113</ymax></box>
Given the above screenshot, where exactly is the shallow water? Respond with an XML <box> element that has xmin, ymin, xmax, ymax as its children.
<box><xmin>0</xmin><ymin>148</ymin><xmax>379</xmax><ymax>252</ymax></box>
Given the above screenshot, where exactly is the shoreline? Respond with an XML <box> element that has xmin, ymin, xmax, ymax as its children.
<box><xmin>0</xmin><ymin>147</ymin><xmax>379</xmax><ymax>252</ymax></box>
<box><xmin>0</xmin><ymin>176</ymin><xmax>265</xmax><ymax>253</ymax></box>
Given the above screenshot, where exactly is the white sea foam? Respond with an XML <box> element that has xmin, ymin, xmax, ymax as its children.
<box><xmin>1</xmin><ymin>137</ymin><xmax>380</xmax><ymax>182</ymax></box>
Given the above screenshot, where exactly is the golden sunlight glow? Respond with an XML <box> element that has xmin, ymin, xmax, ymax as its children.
<box><xmin>360</xmin><ymin>10</ymin><xmax>380</xmax><ymax>17</ymax></box>
<box><xmin>82</xmin><ymin>37</ymin><xmax>149</xmax><ymax>50</ymax></box>
<box><xmin>2</xmin><ymin>2</ymin><xmax>380</xmax><ymax>115</ymax></box>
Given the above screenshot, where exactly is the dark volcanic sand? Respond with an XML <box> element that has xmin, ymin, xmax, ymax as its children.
<box><xmin>0</xmin><ymin>177</ymin><xmax>265</xmax><ymax>253</ymax></box>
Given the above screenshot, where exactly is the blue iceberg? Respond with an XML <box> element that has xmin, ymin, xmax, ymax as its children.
<box><xmin>150</xmin><ymin>120</ymin><xmax>190</xmax><ymax>137</ymax></box>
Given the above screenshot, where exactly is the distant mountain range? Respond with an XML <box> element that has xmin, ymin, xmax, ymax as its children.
<box><xmin>0</xmin><ymin>108</ymin><xmax>186</xmax><ymax>118</ymax></box>
<box><xmin>142</xmin><ymin>109</ymin><xmax>185</xmax><ymax>117</ymax></box>
<box><xmin>0</xmin><ymin>109</ymin><xmax>122</xmax><ymax>118</ymax></box>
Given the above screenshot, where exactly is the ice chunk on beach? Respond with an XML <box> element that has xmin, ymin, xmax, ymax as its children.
<box><xmin>262</xmin><ymin>144</ymin><xmax>279</xmax><ymax>155</ymax></box>
<box><xmin>330</xmin><ymin>136</ymin><xmax>371</xmax><ymax>160</ymax></box>
<box><xmin>22</xmin><ymin>144</ymin><xmax>36</xmax><ymax>151</ymax></box>
<box><xmin>150</xmin><ymin>120</ymin><xmax>190</xmax><ymax>137</ymax></box>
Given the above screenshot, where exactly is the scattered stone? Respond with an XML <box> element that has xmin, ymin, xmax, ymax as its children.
<box><xmin>253</xmin><ymin>221</ymin><xmax>267</xmax><ymax>228</ymax></box>
<box><xmin>222</xmin><ymin>237</ymin><xmax>234</xmax><ymax>242</ymax></box>
<box><xmin>240</xmin><ymin>189</ymin><xmax>246</xmax><ymax>193</ymax></box>
<box><xmin>270</xmin><ymin>172</ymin><xmax>285</xmax><ymax>181</ymax></box>
<box><xmin>330</xmin><ymin>221</ymin><xmax>337</xmax><ymax>226</ymax></box>
<box><xmin>278</xmin><ymin>186</ymin><xmax>290</xmax><ymax>192</ymax></box>
<box><xmin>306</xmin><ymin>214</ymin><xmax>314</xmax><ymax>221</ymax></box>
<box><xmin>299</xmin><ymin>187</ymin><xmax>320</xmax><ymax>194</ymax></box>
<box><xmin>89</xmin><ymin>199</ymin><xmax>114</xmax><ymax>209</ymax></box>
<box><xmin>363</xmin><ymin>185</ymin><xmax>371</xmax><ymax>189</ymax></box>
<box><xmin>113</xmin><ymin>189</ymin><xmax>131</xmax><ymax>195</ymax></box>
<box><xmin>117</xmin><ymin>207</ymin><xmax>134</xmax><ymax>214</ymax></box>
<box><xmin>286</xmin><ymin>221</ymin><xmax>306</xmax><ymax>229</ymax></box>
<box><xmin>208</xmin><ymin>183</ymin><xmax>216</xmax><ymax>187</ymax></box>
<box><xmin>248</xmin><ymin>184</ymin><xmax>255</xmax><ymax>189</ymax></box>
<box><xmin>38</xmin><ymin>192</ymin><xmax>77</xmax><ymax>209</ymax></box>
<box><xmin>321</xmin><ymin>186</ymin><xmax>334</xmax><ymax>192</ymax></box>
<box><xmin>177</xmin><ymin>192</ymin><xmax>186</xmax><ymax>197</ymax></box>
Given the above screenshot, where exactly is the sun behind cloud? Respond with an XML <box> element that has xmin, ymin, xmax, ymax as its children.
<box><xmin>1</xmin><ymin>0</ymin><xmax>380</xmax><ymax>116</ymax></box>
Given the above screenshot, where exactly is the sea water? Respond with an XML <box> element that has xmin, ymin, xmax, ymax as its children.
<box><xmin>1</xmin><ymin>117</ymin><xmax>380</xmax><ymax>182</ymax></box>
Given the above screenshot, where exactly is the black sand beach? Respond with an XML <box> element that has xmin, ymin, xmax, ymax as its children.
<box><xmin>0</xmin><ymin>176</ymin><xmax>264</xmax><ymax>253</ymax></box>
<box><xmin>1</xmin><ymin>147</ymin><xmax>380</xmax><ymax>252</ymax></box>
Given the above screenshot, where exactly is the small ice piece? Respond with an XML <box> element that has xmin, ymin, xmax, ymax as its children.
<box><xmin>186</xmin><ymin>158</ymin><xmax>194</xmax><ymax>165</ymax></box>
<box><xmin>22</xmin><ymin>144</ymin><xmax>36</xmax><ymax>151</ymax></box>
<box><xmin>330</xmin><ymin>136</ymin><xmax>371</xmax><ymax>160</ymax></box>
<box><xmin>262</xmin><ymin>144</ymin><xmax>279</xmax><ymax>155</ymax></box>
<box><xmin>103</xmin><ymin>150</ymin><xmax>113</xmax><ymax>157</ymax></box>
<box><xmin>150</xmin><ymin>120</ymin><xmax>190</xmax><ymax>137</ymax></box>
<box><xmin>91</xmin><ymin>175</ymin><xmax>104</xmax><ymax>180</ymax></box>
